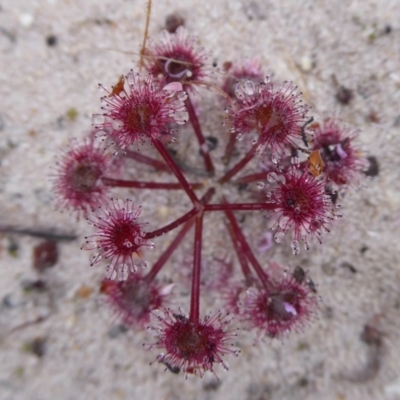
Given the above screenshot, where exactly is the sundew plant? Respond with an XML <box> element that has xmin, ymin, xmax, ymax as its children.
<box><xmin>52</xmin><ymin>1</ymin><xmax>368</xmax><ymax>378</ymax></box>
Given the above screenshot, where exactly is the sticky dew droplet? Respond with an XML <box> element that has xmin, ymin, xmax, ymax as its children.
<box><xmin>92</xmin><ymin>114</ymin><xmax>105</xmax><ymax>125</ymax></box>
<box><xmin>118</xmin><ymin>264</ymin><xmax>129</xmax><ymax>281</ymax></box>
<box><xmin>271</xmin><ymin>153</ymin><xmax>280</xmax><ymax>164</ymax></box>
<box><xmin>134</xmin><ymin>236</ymin><xmax>142</xmax><ymax>245</ymax></box>
<box><xmin>174</xmin><ymin>110</ymin><xmax>189</xmax><ymax>124</ymax></box>
<box><xmin>235</xmin><ymin>89</ymin><xmax>243</xmax><ymax>99</ymax></box>
<box><xmin>270</xmin><ymin>220</ymin><xmax>279</xmax><ymax>230</ymax></box>
<box><xmin>278</xmin><ymin>216</ymin><xmax>290</xmax><ymax>229</ymax></box>
<box><xmin>128</xmin><ymin>263</ymin><xmax>137</xmax><ymax>273</ymax></box>
<box><xmin>106</xmin><ymin>265</ymin><xmax>118</xmax><ymax>280</ymax></box>
<box><xmin>127</xmin><ymin>73</ymin><xmax>136</xmax><ymax>86</ymax></box>
<box><xmin>291</xmin><ymin>156</ymin><xmax>299</xmax><ymax>164</ymax></box>
<box><xmin>267</xmin><ymin>172</ymin><xmax>278</xmax><ymax>183</ymax></box>
<box><xmin>148</xmin><ymin>83</ymin><xmax>157</xmax><ymax>93</ymax></box>
<box><xmin>244</xmin><ymin>80</ymin><xmax>255</xmax><ymax>96</ymax></box>
<box><xmin>176</xmin><ymin>92</ymin><xmax>187</xmax><ymax>102</ymax></box>
<box><xmin>274</xmin><ymin>231</ymin><xmax>285</xmax><ymax>243</ymax></box>
<box><xmin>257</xmin><ymin>182</ymin><xmax>265</xmax><ymax>189</ymax></box>
<box><xmin>291</xmin><ymin>240</ymin><xmax>300</xmax><ymax>255</ymax></box>
<box><xmin>112</xmin><ymin>119</ymin><xmax>124</xmax><ymax>130</ymax></box>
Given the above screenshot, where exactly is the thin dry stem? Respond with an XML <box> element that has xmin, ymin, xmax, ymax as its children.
<box><xmin>139</xmin><ymin>0</ymin><xmax>152</xmax><ymax>69</ymax></box>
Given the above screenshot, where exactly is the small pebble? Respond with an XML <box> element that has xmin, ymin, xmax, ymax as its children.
<box><xmin>205</xmin><ymin>136</ymin><xmax>218</xmax><ymax>152</ymax></box>
<box><xmin>19</xmin><ymin>13</ymin><xmax>34</xmax><ymax>28</ymax></box>
<box><xmin>300</xmin><ymin>55</ymin><xmax>312</xmax><ymax>72</ymax></box>
<box><xmin>361</xmin><ymin>323</ymin><xmax>382</xmax><ymax>346</ymax></box>
<box><xmin>21</xmin><ymin>279</ymin><xmax>47</xmax><ymax>292</ymax></box>
<box><xmin>165</xmin><ymin>13</ymin><xmax>184</xmax><ymax>33</ymax></box>
<box><xmin>8</xmin><ymin>239</ymin><xmax>19</xmax><ymax>257</ymax></box>
<box><xmin>75</xmin><ymin>285</ymin><xmax>93</xmax><ymax>299</ymax></box>
<box><xmin>367</xmin><ymin>110</ymin><xmax>379</xmax><ymax>123</ymax></box>
<box><xmin>66</xmin><ymin>108</ymin><xmax>78</xmax><ymax>121</ymax></box>
<box><xmin>46</xmin><ymin>34</ymin><xmax>57</xmax><ymax>47</ymax></box>
<box><xmin>323</xmin><ymin>306</ymin><xmax>334</xmax><ymax>319</ymax></box>
<box><xmin>33</xmin><ymin>240</ymin><xmax>58</xmax><ymax>272</ymax></box>
<box><xmin>243</xmin><ymin>2</ymin><xmax>267</xmax><ymax>20</ymax></box>
<box><xmin>223</xmin><ymin>61</ymin><xmax>232</xmax><ymax>72</ymax></box>
<box><xmin>298</xmin><ymin>377</ymin><xmax>309</xmax><ymax>387</ymax></box>
<box><xmin>360</xmin><ymin>245</ymin><xmax>369</xmax><ymax>254</ymax></box>
<box><xmin>2</xmin><ymin>293</ymin><xmax>19</xmax><ymax>308</ymax></box>
<box><xmin>340</xmin><ymin>261</ymin><xmax>357</xmax><ymax>274</ymax></box>
<box><xmin>24</xmin><ymin>337</ymin><xmax>46</xmax><ymax>357</ymax></box>
<box><xmin>336</xmin><ymin>85</ymin><xmax>353</xmax><ymax>105</ymax></box>
<box><xmin>203</xmin><ymin>379</ymin><xmax>221</xmax><ymax>391</ymax></box>
<box><xmin>384</xmin><ymin>25</ymin><xmax>392</xmax><ymax>35</ymax></box>
<box><xmin>107</xmin><ymin>324</ymin><xmax>128</xmax><ymax>339</ymax></box>
<box><xmin>364</xmin><ymin>156</ymin><xmax>379</xmax><ymax>177</ymax></box>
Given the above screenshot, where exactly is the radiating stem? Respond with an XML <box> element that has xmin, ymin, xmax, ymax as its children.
<box><xmin>223</xmin><ymin>202</ymin><xmax>274</xmax><ymax>291</ymax></box>
<box><xmin>102</xmin><ymin>177</ymin><xmax>203</xmax><ymax>190</ymax></box>
<box><xmin>234</xmin><ymin>170</ymin><xmax>270</xmax><ymax>185</ymax></box>
<box><xmin>200</xmin><ymin>187</ymin><xmax>216</xmax><ymax>205</ymax></box>
<box><xmin>189</xmin><ymin>214</ymin><xmax>204</xmax><ymax>324</ymax></box>
<box><xmin>144</xmin><ymin>208</ymin><xmax>199</xmax><ymax>240</ymax></box>
<box><xmin>144</xmin><ymin>188</ymin><xmax>215</xmax><ymax>240</ymax></box>
<box><xmin>185</xmin><ymin>95</ymin><xmax>215</xmax><ymax>176</ymax></box>
<box><xmin>143</xmin><ymin>189</ymin><xmax>215</xmax><ymax>282</ymax></box>
<box><xmin>152</xmin><ymin>138</ymin><xmax>200</xmax><ymax>205</ymax></box>
<box><xmin>204</xmin><ymin>202</ymin><xmax>276</xmax><ymax>212</ymax></box>
<box><xmin>144</xmin><ymin>218</ymin><xmax>195</xmax><ymax>282</ymax></box>
<box><xmin>225</xmin><ymin>218</ymin><xmax>252</xmax><ymax>281</ymax></box>
<box><xmin>218</xmin><ymin>141</ymin><xmax>259</xmax><ymax>184</ymax></box>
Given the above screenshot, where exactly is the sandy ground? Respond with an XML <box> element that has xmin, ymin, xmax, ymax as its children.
<box><xmin>1</xmin><ymin>0</ymin><xmax>400</xmax><ymax>399</ymax></box>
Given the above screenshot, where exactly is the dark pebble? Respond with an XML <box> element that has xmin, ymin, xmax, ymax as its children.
<box><xmin>29</xmin><ymin>337</ymin><xmax>47</xmax><ymax>357</ymax></box>
<box><xmin>364</xmin><ymin>156</ymin><xmax>379</xmax><ymax>177</ymax></box>
<box><xmin>107</xmin><ymin>324</ymin><xmax>128</xmax><ymax>339</ymax></box>
<box><xmin>165</xmin><ymin>13</ymin><xmax>184</xmax><ymax>33</ymax></box>
<box><xmin>336</xmin><ymin>85</ymin><xmax>353</xmax><ymax>105</ymax></box>
<box><xmin>33</xmin><ymin>241</ymin><xmax>59</xmax><ymax>272</ymax></box>
<box><xmin>46</xmin><ymin>34</ymin><xmax>57</xmax><ymax>47</ymax></box>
